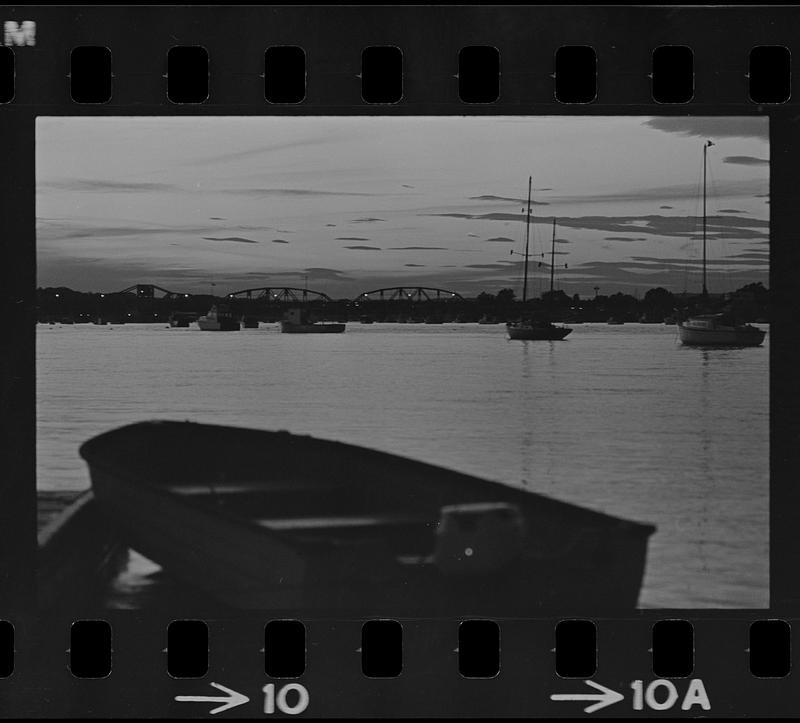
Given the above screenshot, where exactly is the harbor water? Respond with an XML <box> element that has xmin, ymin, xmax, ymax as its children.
<box><xmin>36</xmin><ymin>322</ymin><xmax>769</xmax><ymax>609</ymax></box>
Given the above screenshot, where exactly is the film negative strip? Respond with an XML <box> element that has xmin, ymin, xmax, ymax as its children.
<box><xmin>1</xmin><ymin>3</ymin><xmax>798</xmax><ymax>718</ymax></box>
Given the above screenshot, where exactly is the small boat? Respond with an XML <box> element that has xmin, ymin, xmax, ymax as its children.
<box><xmin>80</xmin><ymin>421</ymin><xmax>656</xmax><ymax>613</ymax></box>
<box><xmin>607</xmin><ymin>318</ymin><xmax>624</xmax><ymax>325</ymax></box>
<box><xmin>677</xmin><ymin>313</ymin><xmax>765</xmax><ymax>347</ymax></box>
<box><xmin>280</xmin><ymin>308</ymin><xmax>345</xmax><ymax>334</ymax></box>
<box><xmin>507</xmin><ymin>318</ymin><xmax>572</xmax><ymax>341</ymax></box>
<box><xmin>168</xmin><ymin>312</ymin><xmax>194</xmax><ymax>328</ymax></box>
<box><xmin>677</xmin><ymin>141</ymin><xmax>767</xmax><ymax>348</ymax></box>
<box><xmin>507</xmin><ymin>179</ymin><xmax>572</xmax><ymax>341</ymax></box>
<box><xmin>478</xmin><ymin>315</ymin><xmax>498</xmax><ymax>325</ymax></box>
<box><xmin>241</xmin><ymin>316</ymin><xmax>260</xmax><ymax>329</ymax></box>
<box><xmin>359</xmin><ymin>316</ymin><xmax>374</xmax><ymax>324</ymax></box>
<box><xmin>197</xmin><ymin>304</ymin><xmax>240</xmax><ymax>331</ymax></box>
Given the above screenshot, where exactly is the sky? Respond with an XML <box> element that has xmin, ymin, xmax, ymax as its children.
<box><xmin>36</xmin><ymin>116</ymin><xmax>769</xmax><ymax>299</ymax></box>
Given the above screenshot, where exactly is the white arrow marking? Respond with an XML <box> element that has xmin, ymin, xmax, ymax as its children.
<box><xmin>550</xmin><ymin>680</ymin><xmax>624</xmax><ymax>714</ymax></box>
<box><xmin>175</xmin><ymin>682</ymin><xmax>250</xmax><ymax>715</ymax></box>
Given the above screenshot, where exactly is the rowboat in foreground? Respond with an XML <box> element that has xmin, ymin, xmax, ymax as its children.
<box><xmin>80</xmin><ymin>421</ymin><xmax>655</xmax><ymax>614</ymax></box>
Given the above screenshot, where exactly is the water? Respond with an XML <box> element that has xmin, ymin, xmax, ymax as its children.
<box><xmin>36</xmin><ymin>322</ymin><xmax>769</xmax><ymax>608</ymax></box>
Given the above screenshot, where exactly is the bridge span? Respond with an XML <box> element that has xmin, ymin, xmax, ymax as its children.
<box><xmin>353</xmin><ymin>287</ymin><xmax>463</xmax><ymax>303</ymax></box>
<box><xmin>226</xmin><ymin>287</ymin><xmax>333</xmax><ymax>303</ymax></box>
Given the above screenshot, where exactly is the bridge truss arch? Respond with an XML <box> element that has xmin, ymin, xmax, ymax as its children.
<box><xmin>226</xmin><ymin>287</ymin><xmax>333</xmax><ymax>303</ymax></box>
<box><xmin>113</xmin><ymin>284</ymin><xmax>185</xmax><ymax>300</ymax></box>
<box><xmin>354</xmin><ymin>287</ymin><xmax>463</xmax><ymax>303</ymax></box>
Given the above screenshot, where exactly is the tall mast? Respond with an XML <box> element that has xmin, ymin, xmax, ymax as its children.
<box><xmin>550</xmin><ymin>217</ymin><xmax>556</xmax><ymax>294</ymax></box>
<box><xmin>522</xmin><ymin>175</ymin><xmax>532</xmax><ymax>303</ymax></box>
<box><xmin>702</xmin><ymin>141</ymin><xmax>709</xmax><ymax>297</ymax></box>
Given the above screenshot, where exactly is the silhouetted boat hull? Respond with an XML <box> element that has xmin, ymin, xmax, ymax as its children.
<box><xmin>280</xmin><ymin>307</ymin><xmax>345</xmax><ymax>334</ymax></box>
<box><xmin>80</xmin><ymin>421</ymin><xmax>655</xmax><ymax>614</ymax></box>
<box><xmin>677</xmin><ymin>316</ymin><xmax>766</xmax><ymax>347</ymax></box>
<box><xmin>507</xmin><ymin>323</ymin><xmax>572</xmax><ymax>340</ymax></box>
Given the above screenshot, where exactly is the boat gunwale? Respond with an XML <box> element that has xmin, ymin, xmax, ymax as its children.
<box><xmin>79</xmin><ymin>421</ymin><xmax>657</xmax><ymax>538</ymax></box>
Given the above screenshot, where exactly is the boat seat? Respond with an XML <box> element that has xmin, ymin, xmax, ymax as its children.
<box><xmin>164</xmin><ymin>480</ymin><xmax>337</xmax><ymax>496</ymax></box>
<box><xmin>255</xmin><ymin>515</ymin><xmax>430</xmax><ymax>531</ymax></box>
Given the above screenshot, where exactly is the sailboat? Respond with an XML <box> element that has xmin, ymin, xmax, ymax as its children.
<box><xmin>507</xmin><ymin>177</ymin><xmax>572</xmax><ymax>341</ymax></box>
<box><xmin>676</xmin><ymin>142</ymin><xmax>766</xmax><ymax>347</ymax></box>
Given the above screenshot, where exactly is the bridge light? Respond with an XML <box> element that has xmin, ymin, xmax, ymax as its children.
<box><xmin>100</xmin><ymin>294</ymin><xmax>105</xmax><ymax>298</ymax></box>
<box><xmin>55</xmin><ymin>294</ymin><xmax>59</xmax><ymax>298</ymax></box>
<box><xmin>184</xmin><ymin>294</ymin><xmax>189</xmax><ymax>298</ymax></box>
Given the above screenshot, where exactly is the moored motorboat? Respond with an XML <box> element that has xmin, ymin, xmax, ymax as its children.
<box><xmin>506</xmin><ymin>319</ymin><xmax>572</xmax><ymax>340</ymax></box>
<box><xmin>280</xmin><ymin>307</ymin><xmax>345</xmax><ymax>334</ymax></box>
<box><xmin>677</xmin><ymin>313</ymin><xmax>765</xmax><ymax>347</ymax></box>
<box><xmin>169</xmin><ymin>312</ymin><xmax>194</xmax><ymax>328</ymax></box>
<box><xmin>197</xmin><ymin>304</ymin><xmax>240</xmax><ymax>331</ymax></box>
<box><xmin>80</xmin><ymin>420</ymin><xmax>655</xmax><ymax>614</ymax></box>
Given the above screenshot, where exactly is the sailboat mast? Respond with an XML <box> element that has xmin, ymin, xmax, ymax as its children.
<box><xmin>522</xmin><ymin>175</ymin><xmax>532</xmax><ymax>303</ymax></box>
<box><xmin>702</xmin><ymin>141</ymin><xmax>708</xmax><ymax>297</ymax></box>
<box><xmin>550</xmin><ymin>217</ymin><xmax>556</xmax><ymax>294</ymax></box>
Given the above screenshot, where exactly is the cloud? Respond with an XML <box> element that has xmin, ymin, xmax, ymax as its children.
<box><xmin>351</xmin><ymin>217</ymin><xmax>386</xmax><ymax>223</ymax></box>
<box><xmin>343</xmin><ymin>245</ymin><xmax>381</xmax><ymax>250</ymax></box>
<box><xmin>718</xmin><ymin>209</ymin><xmax>746</xmax><ymax>214</ymax></box>
<box><xmin>723</xmin><ymin>155</ymin><xmax>769</xmax><ymax>166</ymax></box>
<box><xmin>220</xmin><ymin>188</ymin><xmax>380</xmax><ymax>198</ymax></box>
<box><xmin>469</xmin><ymin>195</ymin><xmax>549</xmax><ymax>205</ymax></box>
<box><xmin>604</xmin><ymin>236</ymin><xmax>647</xmax><ymax>242</ymax></box>
<box><xmin>387</xmin><ymin>245</ymin><xmax>449</xmax><ymax>250</ymax></box>
<box><xmin>250</xmin><ymin>268</ymin><xmax>351</xmax><ymax>281</ymax></box>
<box><xmin>37</xmin><ymin>221</ymin><xmax>217</xmax><ymax>241</ymax></box>
<box><xmin>402</xmin><ymin>184</ymin><xmax>415</xmax><ymax>189</ymax></box>
<box><xmin>202</xmin><ymin>236</ymin><xmax>259</xmax><ymax>244</ymax></box>
<box><xmin>41</xmin><ymin>179</ymin><xmax>176</xmax><ymax>193</ymax></box>
<box><xmin>336</xmin><ymin>236</ymin><xmax>370</xmax><ymax>241</ymax></box>
<box><xmin>485</xmin><ymin>236</ymin><xmax>516</xmax><ymax>243</ymax></box>
<box><xmin>404</xmin><ymin>263</ymin><xmax>425</xmax><ymax>267</ymax></box>
<box><xmin>550</xmin><ymin>178</ymin><xmax>767</xmax><ymax>205</ymax></box>
<box><xmin>467</xmin><ymin>233</ymin><xmax>479</xmax><ymax>237</ymax></box>
<box><xmin>643</xmin><ymin>117</ymin><xmax>768</xmax><ymax>140</ymax></box>
<box><xmin>303</xmin><ymin>267</ymin><xmax>350</xmax><ymax>280</ymax></box>
<box><xmin>271</xmin><ymin>239</ymin><xmax>290</xmax><ymax>244</ymax></box>
<box><xmin>326</xmin><ymin>224</ymin><xmax>337</xmax><ymax>227</ymax></box>
<box><xmin>660</xmin><ymin>205</ymin><xmax>673</xmax><ymax>209</ymax></box>
<box><xmin>209</xmin><ymin>217</ymin><xmax>226</xmax><ymax>220</ymax></box>
<box><xmin>425</xmin><ymin>212</ymin><xmax>768</xmax><ymax>240</ymax></box>
<box><xmin>629</xmin><ymin>255</ymin><xmax>769</xmax><ymax>268</ymax></box>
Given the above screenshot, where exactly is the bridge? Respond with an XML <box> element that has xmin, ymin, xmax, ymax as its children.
<box><xmin>353</xmin><ymin>287</ymin><xmax>463</xmax><ymax>303</ymax></box>
<box><xmin>226</xmin><ymin>287</ymin><xmax>333</xmax><ymax>303</ymax></box>
<box><xmin>111</xmin><ymin>284</ymin><xmax>188</xmax><ymax>300</ymax></box>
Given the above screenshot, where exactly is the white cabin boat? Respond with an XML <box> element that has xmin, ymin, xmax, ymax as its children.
<box><xmin>197</xmin><ymin>305</ymin><xmax>240</xmax><ymax>331</ymax></box>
